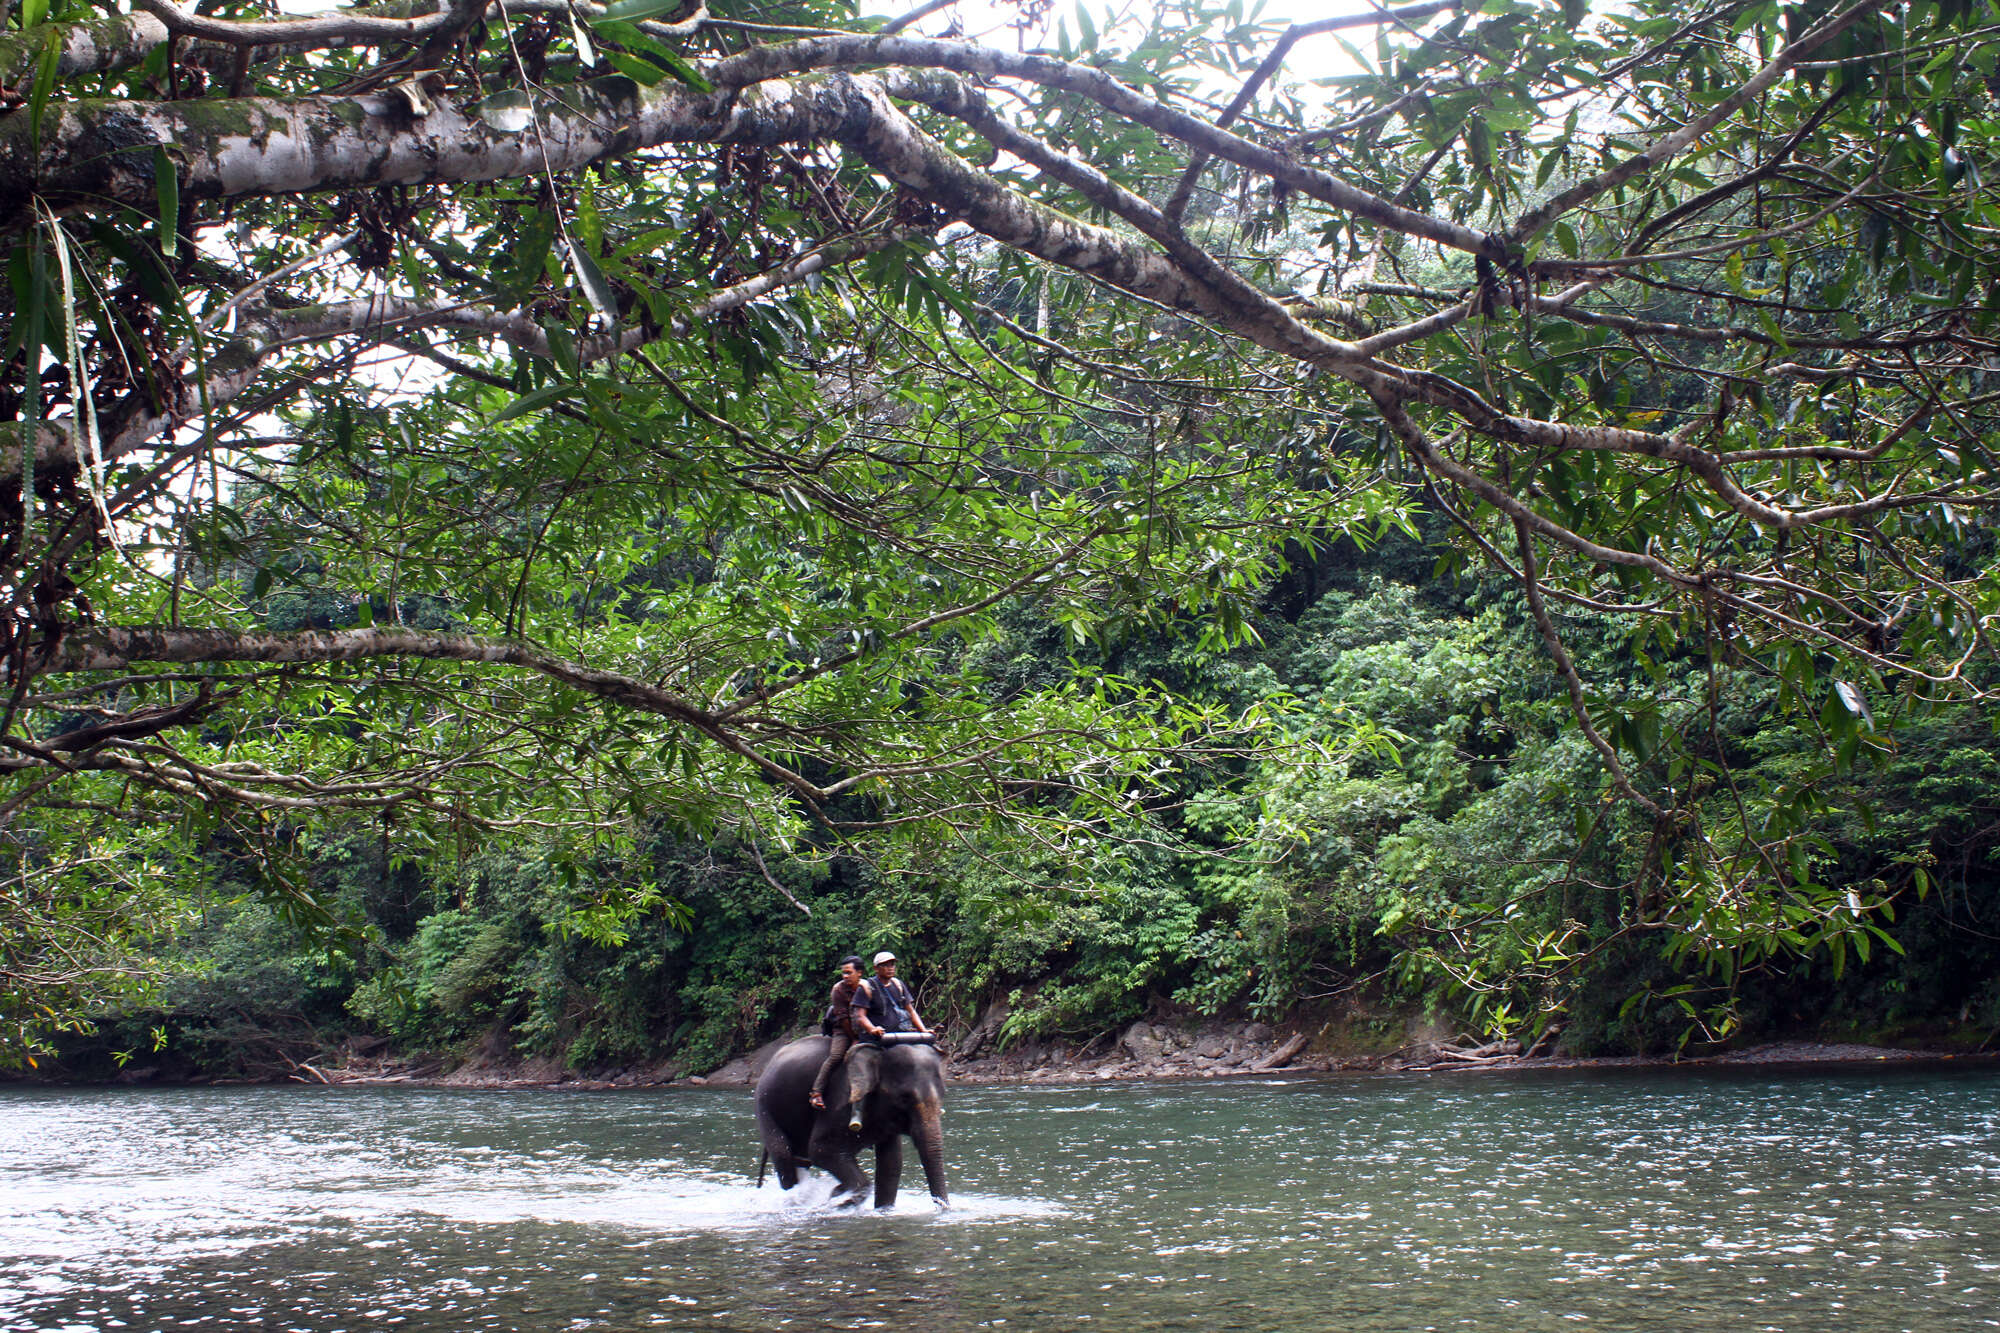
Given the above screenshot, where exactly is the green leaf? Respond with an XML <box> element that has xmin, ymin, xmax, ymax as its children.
<box><xmin>1755</xmin><ymin>308</ymin><xmax>1791</xmax><ymax>353</ymax></box>
<box><xmin>489</xmin><ymin>383</ymin><xmax>580</xmax><ymax>424</ymax></box>
<box><xmin>1536</xmin><ymin>146</ymin><xmax>1566</xmax><ymax>189</ymax></box>
<box><xmin>605</xmin><ymin>52</ymin><xmax>668</xmax><ymax>86</ymax></box>
<box><xmin>912</xmin><ymin>260</ymin><xmax>981</xmax><ymax>328</ymax></box>
<box><xmin>388</xmin><ymin>241</ymin><xmax>425</xmax><ymax>299</ymax></box>
<box><xmin>568</xmin><ymin>242</ymin><xmax>620</xmax><ymax>323</ymax></box>
<box><xmin>647</xmin><ymin>48</ymin><xmax>713</xmax><ymax>93</ymax></box>
<box><xmin>544</xmin><ymin>325</ymin><xmax>580</xmax><ymax>378</ymax></box>
<box><xmin>1465</xmin><ymin>116</ymin><xmax>1492</xmax><ymax>169</ymax></box>
<box><xmin>154</xmin><ymin>148</ymin><xmax>179</xmax><ymax>260</ymax></box>
<box><xmin>595</xmin><ymin>0</ymin><xmax>693</xmax><ymax>19</ymax></box>
<box><xmin>581</xmin><ymin>7</ymin><xmax>712</xmax><ymax>88</ymax></box>
<box><xmin>29</xmin><ymin>28</ymin><xmax>61</xmax><ymax>153</ymax></box>
<box><xmin>1833</xmin><ymin>679</ymin><xmax>1873</xmax><ymax>729</ymax></box>
<box><xmin>1484</xmin><ymin>98</ymin><xmax>1533</xmax><ymax>134</ymax></box>
<box><xmin>501</xmin><ymin>206</ymin><xmax>557</xmax><ymax>301</ymax></box>
<box><xmin>569</xmin><ymin>11</ymin><xmax>598</xmax><ymax>66</ymax></box>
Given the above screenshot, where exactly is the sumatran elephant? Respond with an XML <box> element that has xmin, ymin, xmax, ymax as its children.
<box><xmin>754</xmin><ymin>1035</ymin><xmax>949</xmax><ymax>1209</ymax></box>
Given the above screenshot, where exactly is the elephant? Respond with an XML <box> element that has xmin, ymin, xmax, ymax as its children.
<box><xmin>754</xmin><ymin>1035</ymin><xmax>949</xmax><ymax>1209</ymax></box>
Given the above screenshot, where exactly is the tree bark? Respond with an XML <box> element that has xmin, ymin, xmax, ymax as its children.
<box><xmin>0</xmin><ymin>12</ymin><xmax>169</xmax><ymax>87</ymax></box>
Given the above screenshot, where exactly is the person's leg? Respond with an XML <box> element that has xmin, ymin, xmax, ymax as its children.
<box><xmin>845</xmin><ymin>1043</ymin><xmax>881</xmax><ymax>1133</ymax></box>
<box><xmin>810</xmin><ymin>1033</ymin><xmax>850</xmax><ymax>1109</ymax></box>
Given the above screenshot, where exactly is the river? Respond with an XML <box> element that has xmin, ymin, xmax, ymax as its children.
<box><xmin>3</xmin><ymin>1064</ymin><xmax>1998</xmax><ymax>1331</ymax></box>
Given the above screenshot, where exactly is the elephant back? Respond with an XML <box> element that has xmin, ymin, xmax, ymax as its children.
<box><xmin>754</xmin><ymin>1035</ymin><xmax>834</xmax><ymax>1098</ymax></box>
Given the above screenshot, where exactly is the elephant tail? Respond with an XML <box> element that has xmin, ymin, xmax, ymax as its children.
<box><xmin>757</xmin><ymin>1148</ymin><xmax>768</xmax><ymax>1189</ymax></box>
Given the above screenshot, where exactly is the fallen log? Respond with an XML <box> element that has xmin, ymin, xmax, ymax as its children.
<box><xmin>1431</xmin><ymin>1038</ymin><xmax>1523</xmax><ymax>1062</ymax></box>
<box><xmin>1253</xmin><ymin>1033</ymin><xmax>1310</xmax><ymax>1071</ymax></box>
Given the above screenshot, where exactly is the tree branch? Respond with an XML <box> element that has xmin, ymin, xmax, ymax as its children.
<box><xmin>1512</xmin><ymin>517</ymin><xmax>1663</xmax><ymax>817</ymax></box>
<box><xmin>1162</xmin><ymin>0</ymin><xmax>1464</xmax><ymax>225</ymax></box>
<box><xmin>1508</xmin><ymin>0</ymin><xmax>1891</xmax><ymax>244</ymax></box>
<box><xmin>0</xmin><ymin>10</ymin><xmax>169</xmax><ymax>86</ymax></box>
<box><xmin>708</xmin><ymin>34</ymin><xmax>1503</xmax><ymax>257</ymax></box>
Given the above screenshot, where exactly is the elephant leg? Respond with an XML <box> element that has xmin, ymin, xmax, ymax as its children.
<box><xmin>756</xmin><ymin>1105</ymin><xmax>802</xmax><ymax>1190</ymax></box>
<box><xmin>816</xmin><ymin>1150</ymin><xmax>869</xmax><ymax>1205</ymax></box>
<box><xmin>873</xmin><ymin>1135</ymin><xmax>904</xmax><ymax>1210</ymax></box>
<box><xmin>808</xmin><ymin>1125</ymin><xmax>869</xmax><ymax>1205</ymax></box>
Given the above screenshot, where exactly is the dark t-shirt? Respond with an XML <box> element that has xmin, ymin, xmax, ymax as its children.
<box><xmin>852</xmin><ymin>977</ymin><xmax>916</xmax><ymax>1041</ymax></box>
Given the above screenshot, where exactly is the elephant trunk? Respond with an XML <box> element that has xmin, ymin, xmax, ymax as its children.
<box><xmin>913</xmin><ymin>1099</ymin><xmax>949</xmax><ymax>1206</ymax></box>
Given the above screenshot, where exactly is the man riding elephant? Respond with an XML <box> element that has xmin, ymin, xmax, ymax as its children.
<box><xmin>809</xmin><ymin>955</ymin><xmax>865</xmax><ymax>1111</ymax></box>
<box><xmin>845</xmin><ymin>951</ymin><xmax>931</xmax><ymax>1134</ymax></box>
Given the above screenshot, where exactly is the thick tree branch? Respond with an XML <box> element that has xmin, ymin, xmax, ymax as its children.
<box><xmin>1</xmin><ymin>70</ymin><xmax>846</xmax><ymax>232</ymax></box>
<box><xmin>21</xmin><ymin>624</ymin><xmax>836</xmax><ymax>807</ymax></box>
<box><xmin>1370</xmin><ymin>392</ymin><xmax>1695</xmax><ymax>584</ymax></box>
<box><xmin>0</xmin><ymin>11</ymin><xmax>169</xmax><ymax>86</ymax></box>
<box><xmin>132</xmin><ymin>0</ymin><xmax>445</xmax><ymax>49</ymax></box>
<box><xmin>707</xmin><ymin>34</ymin><xmax>1503</xmax><ymax>258</ymax></box>
<box><xmin>127</xmin><ymin>0</ymin><xmax>709</xmax><ymax>53</ymax></box>
<box><xmin>880</xmin><ymin>70</ymin><xmax>1361</xmax><ymax>366</ymax></box>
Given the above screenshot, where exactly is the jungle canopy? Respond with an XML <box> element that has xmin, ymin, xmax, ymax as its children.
<box><xmin>4</xmin><ymin>0</ymin><xmax>1999</xmax><ymax>1062</ymax></box>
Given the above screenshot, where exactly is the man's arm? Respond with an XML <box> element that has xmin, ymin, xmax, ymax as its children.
<box><xmin>851</xmin><ymin>981</ymin><xmax>883</xmax><ymax>1037</ymax></box>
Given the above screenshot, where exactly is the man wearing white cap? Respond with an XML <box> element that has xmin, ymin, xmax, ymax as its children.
<box><xmin>843</xmin><ymin>951</ymin><xmax>932</xmax><ymax>1134</ymax></box>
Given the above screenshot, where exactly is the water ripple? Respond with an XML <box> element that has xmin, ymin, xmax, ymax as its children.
<box><xmin>3</xmin><ymin>1068</ymin><xmax>1999</xmax><ymax>1331</ymax></box>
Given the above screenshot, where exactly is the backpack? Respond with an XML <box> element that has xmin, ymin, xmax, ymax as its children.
<box><xmin>859</xmin><ymin>976</ymin><xmax>913</xmax><ymax>1035</ymax></box>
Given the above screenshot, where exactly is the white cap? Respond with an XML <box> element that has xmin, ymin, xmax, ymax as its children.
<box><xmin>872</xmin><ymin>951</ymin><xmax>897</xmax><ymax>966</ymax></box>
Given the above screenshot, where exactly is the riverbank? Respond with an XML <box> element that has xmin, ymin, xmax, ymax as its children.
<box><xmin>177</xmin><ymin>1018</ymin><xmax>1989</xmax><ymax>1093</ymax></box>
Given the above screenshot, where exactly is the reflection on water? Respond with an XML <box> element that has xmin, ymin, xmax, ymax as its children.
<box><xmin>3</xmin><ymin>1065</ymin><xmax>1998</xmax><ymax>1330</ymax></box>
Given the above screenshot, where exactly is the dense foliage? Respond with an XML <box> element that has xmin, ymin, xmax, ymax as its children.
<box><xmin>59</xmin><ymin>544</ymin><xmax>2000</xmax><ymax>1078</ymax></box>
<box><xmin>6</xmin><ymin>0</ymin><xmax>2000</xmax><ymax>1069</ymax></box>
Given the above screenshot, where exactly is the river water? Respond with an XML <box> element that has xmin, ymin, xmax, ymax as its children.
<box><xmin>3</xmin><ymin>1064</ymin><xmax>1998</xmax><ymax>1331</ymax></box>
